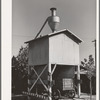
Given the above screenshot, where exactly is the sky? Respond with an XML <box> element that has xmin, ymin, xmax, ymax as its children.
<box><xmin>12</xmin><ymin>0</ymin><xmax>96</xmax><ymax>61</ymax></box>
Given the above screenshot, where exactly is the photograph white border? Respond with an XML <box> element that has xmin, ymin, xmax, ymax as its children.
<box><xmin>1</xmin><ymin>0</ymin><xmax>12</xmax><ymax>100</ymax></box>
<box><xmin>96</xmin><ymin>0</ymin><xmax>99</xmax><ymax>100</ymax></box>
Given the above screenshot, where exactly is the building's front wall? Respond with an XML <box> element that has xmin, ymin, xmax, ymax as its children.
<box><xmin>49</xmin><ymin>33</ymin><xmax>80</xmax><ymax>65</ymax></box>
<box><xmin>28</xmin><ymin>38</ymin><xmax>49</xmax><ymax>66</ymax></box>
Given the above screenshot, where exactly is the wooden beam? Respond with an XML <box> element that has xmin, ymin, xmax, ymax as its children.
<box><xmin>51</xmin><ymin>64</ymin><xmax>57</xmax><ymax>75</ymax></box>
<box><xmin>32</xmin><ymin>67</ymin><xmax>48</xmax><ymax>91</ymax></box>
<box><xmin>48</xmin><ymin>63</ymin><xmax>52</xmax><ymax>100</ymax></box>
<box><xmin>77</xmin><ymin>65</ymin><xmax>81</xmax><ymax>98</ymax></box>
<box><xmin>29</xmin><ymin>65</ymin><xmax>48</xmax><ymax>92</ymax></box>
<box><xmin>28</xmin><ymin>65</ymin><xmax>31</xmax><ymax>100</ymax></box>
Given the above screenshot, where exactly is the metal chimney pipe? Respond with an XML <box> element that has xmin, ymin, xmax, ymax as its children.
<box><xmin>48</xmin><ymin>8</ymin><xmax>60</xmax><ymax>32</ymax></box>
<box><xmin>50</xmin><ymin>8</ymin><xmax>57</xmax><ymax>16</ymax></box>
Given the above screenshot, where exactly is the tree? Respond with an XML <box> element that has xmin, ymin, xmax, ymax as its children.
<box><xmin>12</xmin><ymin>45</ymin><xmax>29</xmax><ymax>94</ymax></box>
<box><xmin>16</xmin><ymin>45</ymin><xmax>29</xmax><ymax>76</ymax></box>
<box><xmin>81</xmin><ymin>55</ymin><xmax>96</xmax><ymax>100</ymax></box>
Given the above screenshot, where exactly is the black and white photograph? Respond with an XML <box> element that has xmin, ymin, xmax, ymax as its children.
<box><xmin>1</xmin><ymin>0</ymin><xmax>99</xmax><ymax>100</ymax></box>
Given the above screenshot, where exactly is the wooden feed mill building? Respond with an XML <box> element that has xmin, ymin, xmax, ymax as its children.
<box><xmin>24</xmin><ymin>8</ymin><xmax>82</xmax><ymax>100</ymax></box>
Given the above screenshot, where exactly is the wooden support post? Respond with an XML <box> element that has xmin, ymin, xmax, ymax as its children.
<box><xmin>51</xmin><ymin>64</ymin><xmax>57</xmax><ymax>75</ymax></box>
<box><xmin>29</xmin><ymin>65</ymin><xmax>47</xmax><ymax>92</ymax></box>
<box><xmin>32</xmin><ymin>66</ymin><xmax>48</xmax><ymax>91</ymax></box>
<box><xmin>77</xmin><ymin>65</ymin><xmax>81</xmax><ymax>98</ymax></box>
<box><xmin>28</xmin><ymin>66</ymin><xmax>31</xmax><ymax>100</ymax></box>
<box><xmin>48</xmin><ymin>63</ymin><xmax>52</xmax><ymax>100</ymax></box>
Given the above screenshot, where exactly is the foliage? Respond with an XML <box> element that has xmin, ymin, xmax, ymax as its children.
<box><xmin>81</xmin><ymin>55</ymin><xmax>96</xmax><ymax>98</ymax></box>
<box><xmin>81</xmin><ymin>55</ymin><xmax>96</xmax><ymax>79</ymax></box>
<box><xmin>12</xmin><ymin>45</ymin><xmax>29</xmax><ymax>94</ymax></box>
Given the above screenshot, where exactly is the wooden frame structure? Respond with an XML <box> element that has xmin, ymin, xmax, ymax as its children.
<box><xmin>25</xmin><ymin>29</ymin><xmax>82</xmax><ymax>100</ymax></box>
<box><xmin>27</xmin><ymin>64</ymin><xmax>57</xmax><ymax>100</ymax></box>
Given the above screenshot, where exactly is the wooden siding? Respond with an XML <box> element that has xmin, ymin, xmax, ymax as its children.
<box><xmin>28</xmin><ymin>32</ymin><xmax>80</xmax><ymax>65</ymax></box>
<box><xmin>49</xmin><ymin>33</ymin><xmax>79</xmax><ymax>65</ymax></box>
<box><xmin>28</xmin><ymin>38</ymin><xmax>49</xmax><ymax>65</ymax></box>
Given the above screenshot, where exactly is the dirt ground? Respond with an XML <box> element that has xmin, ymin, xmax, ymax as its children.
<box><xmin>12</xmin><ymin>93</ymin><xmax>96</xmax><ymax>100</ymax></box>
<box><xmin>75</xmin><ymin>93</ymin><xmax>96</xmax><ymax>100</ymax></box>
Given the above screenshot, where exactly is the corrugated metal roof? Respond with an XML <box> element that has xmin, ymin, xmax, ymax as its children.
<box><xmin>25</xmin><ymin>29</ymin><xmax>83</xmax><ymax>43</ymax></box>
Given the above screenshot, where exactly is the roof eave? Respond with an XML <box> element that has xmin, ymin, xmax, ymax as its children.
<box><xmin>25</xmin><ymin>29</ymin><xmax>83</xmax><ymax>43</ymax></box>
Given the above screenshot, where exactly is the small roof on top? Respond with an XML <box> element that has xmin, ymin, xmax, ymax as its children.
<box><xmin>25</xmin><ymin>29</ymin><xmax>83</xmax><ymax>43</ymax></box>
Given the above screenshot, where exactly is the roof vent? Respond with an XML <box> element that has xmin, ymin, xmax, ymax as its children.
<box><xmin>48</xmin><ymin>8</ymin><xmax>60</xmax><ymax>32</ymax></box>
